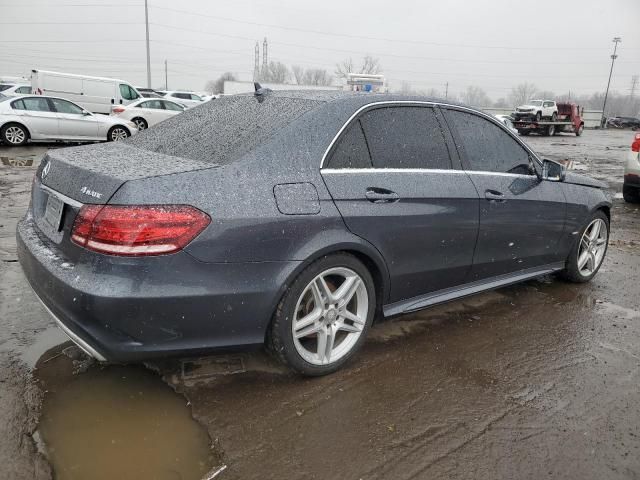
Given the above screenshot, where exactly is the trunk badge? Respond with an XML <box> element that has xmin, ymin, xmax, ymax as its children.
<box><xmin>41</xmin><ymin>161</ymin><xmax>51</xmax><ymax>179</ymax></box>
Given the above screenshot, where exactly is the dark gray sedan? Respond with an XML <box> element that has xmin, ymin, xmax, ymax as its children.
<box><xmin>17</xmin><ymin>91</ymin><xmax>611</xmax><ymax>375</ymax></box>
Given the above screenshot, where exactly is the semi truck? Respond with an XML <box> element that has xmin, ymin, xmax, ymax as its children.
<box><xmin>512</xmin><ymin>102</ymin><xmax>585</xmax><ymax>137</ymax></box>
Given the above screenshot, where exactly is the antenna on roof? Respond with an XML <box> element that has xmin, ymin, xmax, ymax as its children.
<box><xmin>253</xmin><ymin>82</ymin><xmax>272</xmax><ymax>103</ymax></box>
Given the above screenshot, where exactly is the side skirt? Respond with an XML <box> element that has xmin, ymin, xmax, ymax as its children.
<box><xmin>383</xmin><ymin>262</ymin><xmax>565</xmax><ymax>317</ymax></box>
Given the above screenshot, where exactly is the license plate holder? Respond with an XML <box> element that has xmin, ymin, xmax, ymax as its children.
<box><xmin>43</xmin><ymin>194</ymin><xmax>64</xmax><ymax>231</ymax></box>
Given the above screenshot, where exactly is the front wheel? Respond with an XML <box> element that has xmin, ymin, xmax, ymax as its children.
<box><xmin>107</xmin><ymin>126</ymin><xmax>130</xmax><ymax>142</ymax></box>
<box><xmin>576</xmin><ymin>124</ymin><xmax>584</xmax><ymax>137</ymax></box>
<box><xmin>551</xmin><ymin>112</ymin><xmax>557</xmax><ymax>121</ymax></box>
<box><xmin>268</xmin><ymin>253</ymin><xmax>375</xmax><ymax>376</ymax></box>
<box><xmin>536</xmin><ymin>111</ymin><xmax>542</xmax><ymax>121</ymax></box>
<box><xmin>559</xmin><ymin>211</ymin><xmax>609</xmax><ymax>283</ymax></box>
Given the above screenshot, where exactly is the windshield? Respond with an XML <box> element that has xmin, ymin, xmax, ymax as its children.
<box><xmin>528</xmin><ymin>100</ymin><xmax>543</xmax><ymax>106</ymax></box>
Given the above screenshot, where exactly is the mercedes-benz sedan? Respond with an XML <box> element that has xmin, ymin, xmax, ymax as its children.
<box><xmin>17</xmin><ymin>91</ymin><xmax>611</xmax><ymax>376</ymax></box>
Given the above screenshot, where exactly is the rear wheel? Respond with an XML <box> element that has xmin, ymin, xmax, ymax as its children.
<box><xmin>268</xmin><ymin>253</ymin><xmax>375</xmax><ymax>376</ymax></box>
<box><xmin>1</xmin><ymin>123</ymin><xmax>28</xmax><ymax>146</ymax></box>
<box><xmin>559</xmin><ymin>211</ymin><xmax>609</xmax><ymax>283</ymax></box>
<box><xmin>545</xmin><ymin>124</ymin><xmax>556</xmax><ymax>136</ymax></box>
<box><xmin>132</xmin><ymin>117</ymin><xmax>148</xmax><ymax>131</ymax></box>
<box><xmin>519</xmin><ymin>130</ymin><xmax>530</xmax><ymax>136</ymax></box>
<box><xmin>107</xmin><ymin>126</ymin><xmax>130</xmax><ymax>142</ymax></box>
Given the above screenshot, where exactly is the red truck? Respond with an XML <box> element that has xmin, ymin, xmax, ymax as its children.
<box><xmin>513</xmin><ymin>102</ymin><xmax>585</xmax><ymax>137</ymax></box>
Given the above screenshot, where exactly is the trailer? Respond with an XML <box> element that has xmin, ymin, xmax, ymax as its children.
<box><xmin>513</xmin><ymin>102</ymin><xmax>584</xmax><ymax>137</ymax></box>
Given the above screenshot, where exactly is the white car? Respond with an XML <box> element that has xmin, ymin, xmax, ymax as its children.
<box><xmin>161</xmin><ymin>91</ymin><xmax>205</xmax><ymax>108</ymax></box>
<box><xmin>495</xmin><ymin>114</ymin><xmax>518</xmax><ymax>135</ymax></box>
<box><xmin>0</xmin><ymin>95</ymin><xmax>137</xmax><ymax>145</ymax></box>
<box><xmin>111</xmin><ymin>98</ymin><xmax>186</xmax><ymax>131</ymax></box>
<box><xmin>514</xmin><ymin>99</ymin><xmax>558</xmax><ymax>121</ymax></box>
<box><xmin>623</xmin><ymin>132</ymin><xmax>640</xmax><ymax>203</ymax></box>
<box><xmin>0</xmin><ymin>84</ymin><xmax>31</xmax><ymax>96</ymax></box>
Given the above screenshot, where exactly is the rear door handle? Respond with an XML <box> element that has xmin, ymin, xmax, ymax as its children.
<box><xmin>365</xmin><ymin>187</ymin><xmax>399</xmax><ymax>203</ymax></box>
<box><xmin>484</xmin><ymin>189</ymin><xmax>506</xmax><ymax>202</ymax></box>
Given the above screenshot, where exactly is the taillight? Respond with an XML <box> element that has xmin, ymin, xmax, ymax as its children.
<box><xmin>111</xmin><ymin>107</ymin><xmax>125</xmax><ymax>114</ymax></box>
<box><xmin>71</xmin><ymin>205</ymin><xmax>210</xmax><ymax>256</ymax></box>
<box><xmin>632</xmin><ymin>133</ymin><xmax>640</xmax><ymax>153</ymax></box>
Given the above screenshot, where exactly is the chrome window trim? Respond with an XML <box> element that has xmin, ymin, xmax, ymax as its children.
<box><xmin>319</xmin><ymin>100</ymin><xmax>542</xmax><ymax>172</ymax></box>
<box><xmin>321</xmin><ymin>167</ymin><xmax>536</xmax><ymax>179</ymax></box>
<box><xmin>40</xmin><ymin>184</ymin><xmax>84</xmax><ymax>208</ymax></box>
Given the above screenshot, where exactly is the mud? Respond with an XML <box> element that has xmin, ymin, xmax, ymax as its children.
<box><xmin>0</xmin><ymin>129</ymin><xmax>639</xmax><ymax>479</ymax></box>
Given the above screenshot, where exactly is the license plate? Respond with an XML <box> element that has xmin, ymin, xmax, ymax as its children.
<box><xmin>43</xmin><ymin>194</ymin><xmax>64</xmax><ymax>231</ymax></box>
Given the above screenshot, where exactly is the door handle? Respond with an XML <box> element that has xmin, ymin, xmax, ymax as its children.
<box><xmin>365</xmin><ymin>187</ymin><xmax>399</xmax><ymax>203</ymax></box>
<box><xmin>484</xmin><ymin>189</ymin><xmax>506</xmax><ymax>202</ymax></box>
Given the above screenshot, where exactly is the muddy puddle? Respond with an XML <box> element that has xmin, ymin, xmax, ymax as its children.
<box><xmin>33</xmin><ymin>346</ymin><xmax>220</xmax><ymax>480</ymax></box>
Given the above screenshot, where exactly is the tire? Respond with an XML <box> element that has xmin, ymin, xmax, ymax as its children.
<box><xmin>107</xmin><ymin>125</ymin><xmax>130</xmax><ymax>142</ymax></box>
<box><xmin>268</xmin><ymin>253</ymin><xmax>376</xmax><ymax>376</ymax></box>
<box><xmin>551</xmin><ymin>112</ymin><xmax>557</xmax><ymax>121</ymax></box>
<box><xmin>535</xmin><ymin>111</ymin><xmax>542</xmax><ymax>121</ymax></box>
<box><xmin>576</xmin><ymin>124</ymin><xmax>584</xmax><ymax>137</ymax></box>
<box><xmin>520</xmin><ymin>130</ymin><xmax>530</xmax><ymax>136</ymax></box>
<box><xmin>545</xmin><ymin>124</ymin><xmax>556</xmax><ymax>136</ymax></box>
<box><xmin>131</xmin><ymin>117</ymin><xmax>148</xmax><ymax>131</ymax></box>
<box><xmin>1</xmin><ymin>123</ymin><xmax>29</xmax><ymax>146</ymax></box>
<box><xmin>623</xmin><ymin>185</ymin><xmax>640</xmax><ymax>203</ymax></box>
<box><xmin>559</xmin><ymin>211</ymin><xmax>609</xmax><ymax>283</ymax></box>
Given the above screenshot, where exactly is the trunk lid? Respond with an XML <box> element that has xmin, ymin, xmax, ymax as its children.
<box><xmin>38</xmin><ymin>142</ymin><xmax>215</xmax><ymax>204</ymax></box>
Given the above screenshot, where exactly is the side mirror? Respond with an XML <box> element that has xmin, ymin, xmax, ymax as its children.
<box><xmin>542</xmin><ymin>159</ymin><xmax>566</xmax><ymax>182</ymax></box>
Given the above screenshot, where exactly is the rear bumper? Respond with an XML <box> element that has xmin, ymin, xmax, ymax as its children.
<box><xmin>17</xmin><ymin>213</ymin><xmax>300</xmax><ymax>362</ymax></box>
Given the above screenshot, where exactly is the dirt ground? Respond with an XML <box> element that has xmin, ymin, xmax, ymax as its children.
<box><xmin>0</xmin><ymin>130</ymin><xmax>639</xmax><ymax>480</ymax></box>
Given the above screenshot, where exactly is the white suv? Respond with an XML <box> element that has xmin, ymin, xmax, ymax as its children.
<box><xmin>514</xmin><ymin>99</ymin><xmax>558</xmax><ymax>121</ymax></box>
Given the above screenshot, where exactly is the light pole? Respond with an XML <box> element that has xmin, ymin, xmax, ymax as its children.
<box><xmin>144</xmin><ymin>0</ymin><xmax>151</xmax><ymax>88</ymax></box>
<box><xmin>601</xmin><ymin>37</ymin><xmax>621</xmax><ymax>127</ymax></box>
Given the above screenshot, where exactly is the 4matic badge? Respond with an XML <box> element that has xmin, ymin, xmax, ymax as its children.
<box><xmin>80</xmin><ymin>186</ymin><xmax>103</xmax><ymax>199</ymax></box>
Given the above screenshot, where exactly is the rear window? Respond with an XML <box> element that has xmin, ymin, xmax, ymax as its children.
<box><xmin>127</xmin><ymin>94</ymin><xmax>324</xmax><ymax>165</ymax></box>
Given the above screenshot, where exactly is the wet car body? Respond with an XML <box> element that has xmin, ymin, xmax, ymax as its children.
<box><xmin>17</xmin><ymin>91</ymin><xmax>611</xmax><ymax>365</ymax></box>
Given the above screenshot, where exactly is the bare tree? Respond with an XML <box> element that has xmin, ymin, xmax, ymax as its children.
<box><xmin>508</xmin><ymin>82</ymin><xmax>537</xmax><ymax>107</ymax></box>
<box><xmin>536</xmin><ymin>90</ymin><xmax>556</xmax><ymax>100</ymax></box>
<box><xmin>260</xmin><ymin>61</ymin><xmax>290</xmax><ymax>83</ymax></box>
<box><xmin>335</xmin><ymin>56</ymin><xmax>381</xmax><ymax>79</ymax></box>
<box><xmin>493</xmin><ymin>97</ymin><xmax>509</xmax><ymax>108</ymax></box>
<box><xmin>291</xmin><ymin>65</ymin><xmax>305</xmax><ymax>85</ymax></box>
<box><xmin>205</xmin><ymin>72</ymin><xmax>237</xmax><ymax>94</ymax></box>
<box><xmin>302</xmin><ymin>68</ymin><xmax>332</xmax><ymax>86</ymax></box>
<box><xmin>461</xmin><ymin>86</ymin><xmax>491</xmax><ymax>107</ymax></box>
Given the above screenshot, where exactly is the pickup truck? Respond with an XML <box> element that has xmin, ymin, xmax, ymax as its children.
<box><xmin>513</xmin><ymin>99</ymin><xmax>558</xmax><ymax>121</ymax></box>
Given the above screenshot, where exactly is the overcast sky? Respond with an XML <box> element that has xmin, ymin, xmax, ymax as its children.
<box><xmin>1</xmin><ymin>0</ymin><xmax>639</xmax><ymax>99</ymax></box>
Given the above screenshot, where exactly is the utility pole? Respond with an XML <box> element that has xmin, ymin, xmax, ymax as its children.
<box><xmin>164</xmin><ymin>59</ymin><xmax>168</xmax><ymax>90</ymax></box>
<box><xmin>445</xmin><ymin>82</ymin><xmax>449</xmax><ymax>98</ymax></box>
<box><xmin>630</xmin><ymin>75</ymin><xmax>639</xmax><ymax>99</ymax></box>
<box><xmin>601</xmin><ymin>36</ymin><xmax>621</xmax><ymax>127</ymax></box>
<box><xmin>144</xmin><ymin>0</ymin><xmax>151</xmax><ymax>88</ymax></box>
<box><xmin>254</xmin><ymin>41</ymin><xmax>260</xmax><ymax>81</ymax></box>
<box><xmin>262</xmin><ymin>37</ymin><xmax>268</xmax><ymax>74</ymax></box>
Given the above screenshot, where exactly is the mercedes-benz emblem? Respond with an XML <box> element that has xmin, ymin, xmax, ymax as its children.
<box><xmin>42</xmin><ymin>161</ymin><xmax>51</xmax><ymax>179</ymax></box>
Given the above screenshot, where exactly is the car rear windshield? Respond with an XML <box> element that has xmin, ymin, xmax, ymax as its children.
<box><xmin>126</xmin><ymin>93</ymin><xmax>324</xmax><ymax>165</ymax></box>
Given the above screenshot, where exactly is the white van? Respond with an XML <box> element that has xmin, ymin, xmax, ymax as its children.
<box><xmin>31</xmin><ymin>70</ymin><xmax>141</xmax><ymax>114</ymax></box>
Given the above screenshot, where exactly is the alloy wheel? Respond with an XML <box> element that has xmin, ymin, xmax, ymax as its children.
<box><xmin>577</xmin><ymin>218</ymin><xmax>607</xmax><ymax>277</ymax></box>
<box><xmin>110</xmin><ymin>127</ymin><xmax>128</xmax><ymax>141</ymax></box>
<box><xmin>133</xmin><ymin>119</ymin><xmax>147</xmax><ymax>131</ymax></box>
<box><xmin>5</xmin><ymin>126</ymin><xmax>26</xmax><ymax>144</ymax></box>
<box><xmin>292</xmin><ymin>267</ymin><xmax>368</xmax><ymax>366</ymax></box>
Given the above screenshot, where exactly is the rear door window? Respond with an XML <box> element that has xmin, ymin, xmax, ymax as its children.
<box><xmin>326</xmin><ymin>120</ymin><xmax>372</xmax><ymax>169</ymax></box>
<box><xmin>13</xmin><ymin>97</ymin><xmax>51</xmax><ymax>112</ymax></box>
<box><xmin>359</xmin><ymin>106</ymin><xmax>451</xmax><ymax>169</ymax></box>
<box><xmin>16</xmin><ymin>86</ymin><xmax>31</xmax><ymax>94</ymax></box>
<box><xmin>445</xmin><ymin>109</ymin><xmax>532</xmax><ymax>175</ymax></box>
<box><xmin>162</xmin><ymin>100</ymin><xmax>184</xmax><ymax>111</ymax></box>
<box><xmin>139</xmin><ymin>100</ymin><xmax>162</xmax><ymax>109</ymax></box>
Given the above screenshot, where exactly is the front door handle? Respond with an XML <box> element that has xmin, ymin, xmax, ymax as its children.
<box><xmin>485</xmin><ymin>189</ymin><xmax>506</xmax><ymax>202</ymax></box>
<box><xmin>365</xmin><ymin>187</ymin><xmax>399</xmax><ymax>203</ymax></box>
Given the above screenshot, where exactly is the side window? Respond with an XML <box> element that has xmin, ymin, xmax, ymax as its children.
<box><xmin>326</xmin><ymin>120</ymin><xmax>372</xmax><ymax>169</ymax></box>
<box><xmin>543</xmin><ymin>101</ymin><xmax>553</xmax><ymax>108</ymax></box>
<box><xmin>190</xmin><ymin>94</ymin><xmax>202</xmax><ymax>101</ymax></box>
<box><xmin>50</xmin><ymin>98</ymin><xmax>84</xmax><ymax>114</ymax></box>
<box><xmin>19</xmin><ymin>97</ymin><xmax>51</xmax><ymax>112</ymax></box>
<box><xmin>16</xmin><ymin>86</ymin><xmax>31</xmax><ymax>94</ymax></box>
<box><xmin>162</xmin><ymin>101</ymin><xmax>184</xmax><ymax>111</ymax></box>
<box><xmin>119</xmin><ymin>84</ymin><xmax>138</xmax><ymax>101</ymax></box>
<box><xmin>140</xmin><ymin>100</ymin><xmax>162</xmax><ymax>109</ymax></box>
<box><xmin>359</xmin><ymin>106</ymin><xmax>451</xmax><ymax>169</ymax></box>
<box><xmin>11</xmin><ymin>99</ymin><xmax>26</xmax><ymax>110</ymax></box>
<box><xmin>445</xmin><ymin>110</ymin><xmax>532</xmax><ymax>175</ymax></box>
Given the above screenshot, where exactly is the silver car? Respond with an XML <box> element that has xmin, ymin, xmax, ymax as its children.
<box><xmin>0</xmin><ymin>95</ymin><xmax>137</xmax><ymax>145</ymax></box>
